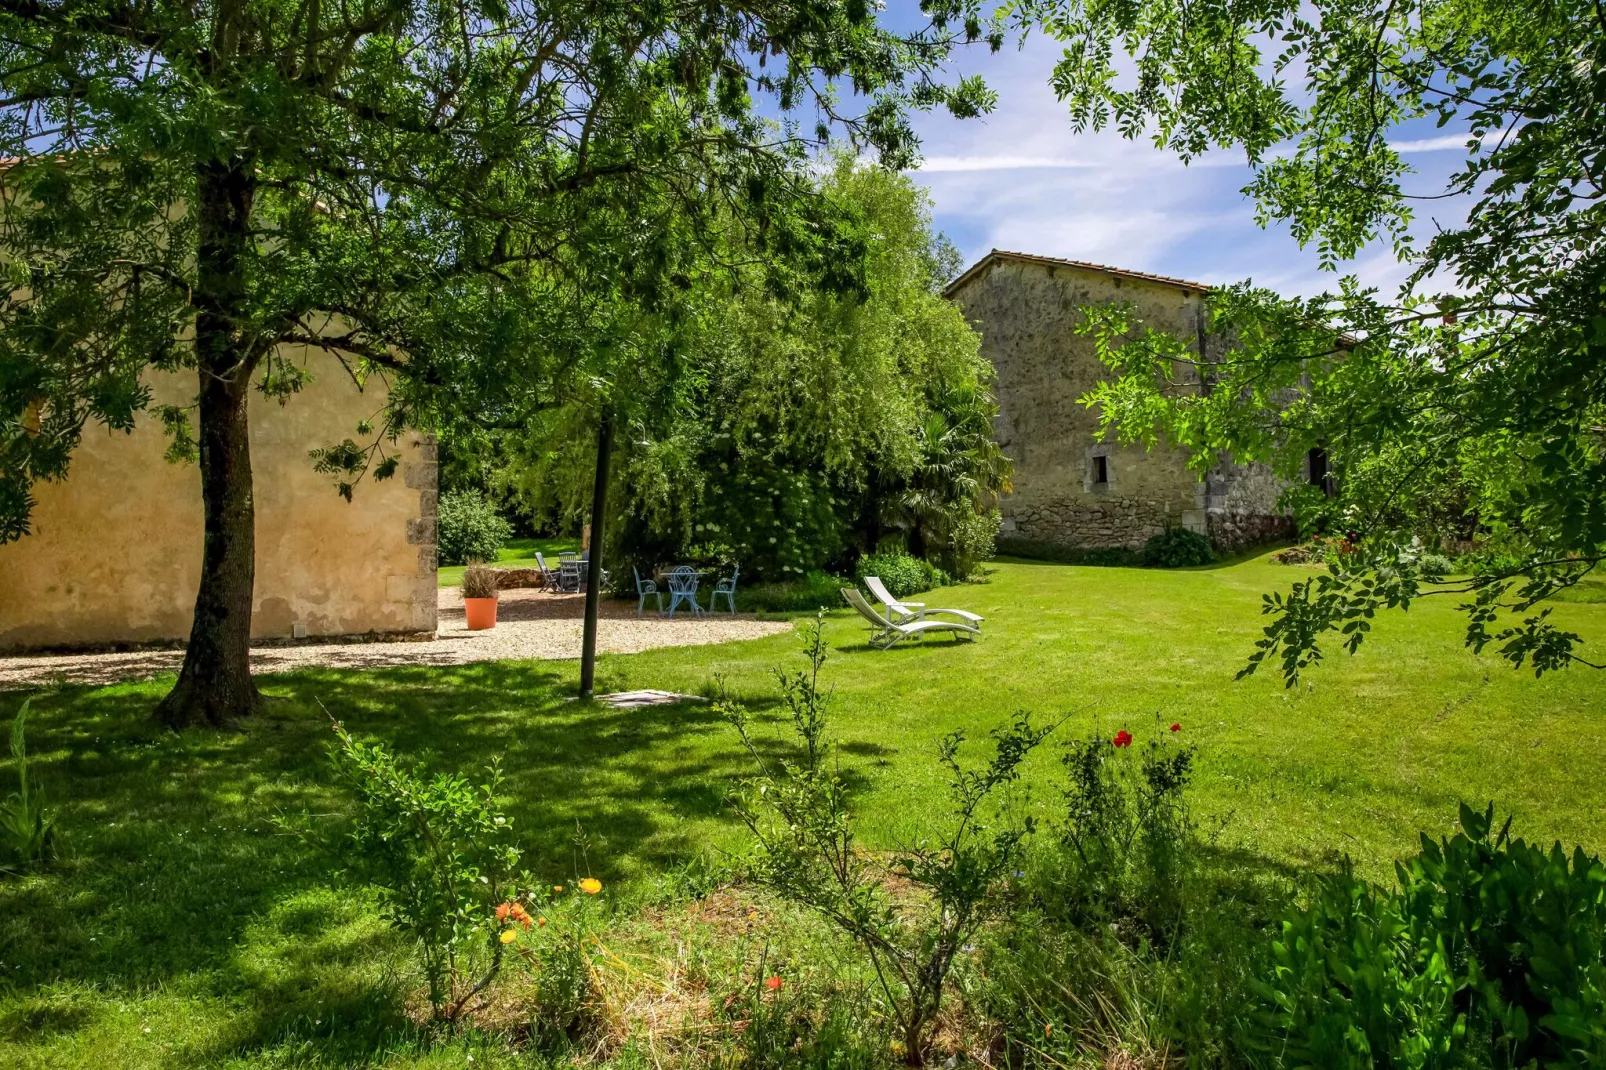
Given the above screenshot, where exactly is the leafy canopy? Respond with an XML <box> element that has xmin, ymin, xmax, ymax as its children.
<box><xmin>1004</xmin><ymin>0</ymin><xmax>1606</xmax><ymax>680</ymax></box>
<box><xmin>0</xmin><ymin>0</ymin><xmax>999</xmax><ymax>538</ymax></box>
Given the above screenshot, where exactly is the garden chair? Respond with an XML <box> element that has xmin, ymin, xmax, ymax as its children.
<box><xmin>534</xmin><ymin>552</ymin><xmax>560</xmax><ymax>592</ymax></box>
<box><xmin>841</xmin><ymin>588</ymin><xmax>979</xmax><ymax>649</ymax></box>
<box><xmin>710</xmin><ymin>565</ymin><xmax>740</xmax><ymax>615</ymax></box>
<box><xmin>665</xmin><ymin>566</ymin><xmax>703</xmax><ymax>618</ymax></box>
<box><xmin>864</xmin><ymin>575</ymin><xmax>984</xmax><ymax>630</ymax></box>
<box><xmin>633</xmin><ymin>566</ymin><xmax>662</xmax><ymax>618</ymax></box>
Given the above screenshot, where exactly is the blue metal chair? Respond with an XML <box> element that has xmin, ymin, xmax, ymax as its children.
<box><xmin>710</xmin><ymin>564</ymin><xmax>740</xmax><ymax>615</ymax></box>
<box><xmin>665</xmin><ymin>566</ymin><xmax>702</xmax><ymax>618</ymax></box>
<box><xmin>633</xmin><ymin>566</ymin><xmax>662</xmax><ymax>618</ymax></box>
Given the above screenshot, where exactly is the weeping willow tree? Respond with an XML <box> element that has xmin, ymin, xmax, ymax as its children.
<box><xmin>483</xmin><ymin>158</ymin><xmax>1010</xmax><ymax>581</ymax></box>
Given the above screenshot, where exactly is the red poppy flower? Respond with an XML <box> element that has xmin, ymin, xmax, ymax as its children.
<box><xmin>1112</xmin><ymin>730</ymin><xmax>1133</xmax><ymax>748</ymax></box>
<box><xmin>764</xmin><ymin>976</ymin><xmax>783</xmax><ymax>992</ymax></box>
<box><xmin>1169</xmin><ymin>723</ymin><xmax>1181</xmax><ymax>733</ymax></box>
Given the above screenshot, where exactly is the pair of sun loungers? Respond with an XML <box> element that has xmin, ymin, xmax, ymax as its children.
<box><xmin>841</xmin><ymin>576</ymin><xmax>985</xmax><ymax>649</ymax></box>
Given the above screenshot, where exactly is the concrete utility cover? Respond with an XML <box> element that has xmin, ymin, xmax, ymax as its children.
<box><xmin>597</xmin><ymin>689</ymin><xmax>704</xmax><ymax>709</ymax></box>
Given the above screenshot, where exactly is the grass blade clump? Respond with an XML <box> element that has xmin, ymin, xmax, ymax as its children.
<box><xmin>1</xmin><ymin>699</ymin><xmax>58</xmax><ymax>875</ymax></box>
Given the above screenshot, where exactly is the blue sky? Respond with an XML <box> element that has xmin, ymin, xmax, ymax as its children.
<box><xmin>893</xmin><ymin>25</ymin><xmax>1480</xmax><ymax>298</ymax></box>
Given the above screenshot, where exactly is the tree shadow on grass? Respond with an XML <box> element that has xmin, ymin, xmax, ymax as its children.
<box><xmin>0</xmin><ymin>659</ymin><xmax>781</xmax><ymax>1056</ymax></box>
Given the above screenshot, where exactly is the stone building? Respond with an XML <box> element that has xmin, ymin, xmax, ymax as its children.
<box><xmin>0</xmin><ymin>348</ymin><xmax>438</xmax><ymax>652</ymax></box>
<box><xmin>945</xmin><ymin>249</ymin><xmax>1293</xmax><ymax>553</ymax></box>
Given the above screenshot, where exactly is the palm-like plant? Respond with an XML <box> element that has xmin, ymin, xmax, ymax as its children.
<box><xmin>886</xmin><ymin>385</ymin><xmax>1011</xmax><ymax>568</ymax></box>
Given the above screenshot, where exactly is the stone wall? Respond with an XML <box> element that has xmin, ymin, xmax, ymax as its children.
<box><xmin>0</xmin><ymin>347</ymin><xmax>438</xmax><ymax>651</ymax></box>
<box><xmin>949</xmin><ymin>253</ymin><xmax>1290</xmax><ymax>553</ymax></box>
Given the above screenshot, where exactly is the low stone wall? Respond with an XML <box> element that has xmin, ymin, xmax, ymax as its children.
<box><xmin>490</xmin><ymin>567</ymin><xmax>548</xmax><ymax>590</ymax></box>
<box><xmin>1008</xmin><ymin>497</ymin><xmax>1192</xmax><ymax>550</ymax></box>
<box><xmin>1207</xmin><ymin>512</ymin><xmax>1296</xmax><ymax>553</ymax></box>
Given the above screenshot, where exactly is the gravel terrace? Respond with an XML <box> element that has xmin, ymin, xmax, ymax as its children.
<box><xmin>0</xmin><ymin>588</ymin><xmax>793</xmax><ymax>689</ymax></box>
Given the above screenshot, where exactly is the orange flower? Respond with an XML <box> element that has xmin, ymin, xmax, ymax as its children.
<box><xmin>579</xmin><ymin>877</ymin><xmax>602</xmax><ymax>895</ymax></box>
<box><xmin>553</xmin><ymin>884</ymin><xmax>564</xmax><ymax>893</ymax></box>
<box><xmin>537</xmin><ymin>917</ymin><xmax>547</xmax><ymax>927</ymax></box>
<box><xmin>764</xmin><ymin>976</ymin><xmax>783</xmax><ymax>992</ymax></box>
<box><xmin>496</xmin><ymin>902</ymin><xmax>512</xmax><ymax>922</ymax></box>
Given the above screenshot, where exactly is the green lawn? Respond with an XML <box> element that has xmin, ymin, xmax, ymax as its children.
<box><xmin>436</xmin><ymin>536</ymin><xmax>581</xmax><ymax>588</ymax></box>
<box><xmin>2</xmin><ymin>551</ymin><xmax>1604</xmax><ymax>1067</ymax></box>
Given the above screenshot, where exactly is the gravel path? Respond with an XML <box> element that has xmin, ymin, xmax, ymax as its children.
<box><xmin>0</xmin><ymin>588</ymin><xmax>792</xmax><ymax>689</ymax></box>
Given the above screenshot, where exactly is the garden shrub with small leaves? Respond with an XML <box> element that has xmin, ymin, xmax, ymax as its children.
<box><xmin>329</xmin><ymin>720</ymin><xmax>538</xmax><ymax>1019</ymax></box>
<box><xmin>856</xmin><ymin>550</ymin><xmax>942</xmax><ymax>600</ymax></box>
<box><xmin>437</xmin><ymin>490</ymin><xmax>513</xmax><ymax>566</ymax></box>
<box><xmin>1142</xmin><ymin>527</ymin><xmax>1216</xmax><ymax>568</ymax></box>
<box><xmin>720</xmin><ymin>614</ymin><xmax>1050</xmax><ymax>1066</ymax></box>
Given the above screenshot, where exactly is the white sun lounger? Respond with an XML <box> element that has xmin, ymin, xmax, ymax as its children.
<box><xmin>842</xmin><ymin>588</ymin><xmax>980</xmax><ymax>649</ymax></box>
<box><xmin>863</xmin><ymin>575</ymin><xmax>985</xmax><ymax>629</ymax></box>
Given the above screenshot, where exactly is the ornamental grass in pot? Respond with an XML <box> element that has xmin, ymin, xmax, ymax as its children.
<box><xmin>461</xmin><ymin>564</ymin><xmax>500</xmax><ymax>630</ymax></box>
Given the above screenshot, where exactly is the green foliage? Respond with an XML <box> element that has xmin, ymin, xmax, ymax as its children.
<box><xmin>1142</xmin><ymin>527</ymin><xmax>1215</xmax><ymax>569</ymax></box>
<box><xmin>1055</xmin><ymin>724</ymin><xmax>1196</xmax><ymax>943</ymax></box>
<box><xmin>1016</xmin><ymin>0</ymin><xmax>1606</xmax><ymax>679</ymax></box>
<box><xmin>1251</xmin><ymin>804</ymin><xmax>1606</xmax><ymax>1067</ymax></box>
<box><xmin>720</xmin><ymin>615</ymin><xmax>1050</xmax><ymax>1065</ymax></box>
<box><xmin>329</xmin><ymin>720</ymin><xmax>533</xmax><ymax>1019</ymax></box>
<box><xmin>996</xmin><ymin>536</ymin><xmax>1142</xmax><ymax>567</ymax></box>
<box><xmin>495</xmin><ymin>161</ymin><xmax>1009</xmax><ymax>584</ymax></box>
<box><xmin>1</xmin><ymin>699</ymin><xmax>57</xmax><ymax>875</ymax></box>
<box><xmin>856</xmin><ymin>550</ymin><xmax>943</xmax><ymax>600</ymax></box>
<box><xmin>739</xmin><ymin>571</ymin><xmax>854</xmax><ymax>613</ymax></box>
<box><xmin>437</xmin><ymin>491</ymin><xmax>513</xmax><ymax>568</ymax></box>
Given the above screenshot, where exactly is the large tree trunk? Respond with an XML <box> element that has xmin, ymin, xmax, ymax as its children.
<box><xmin>155</xmin><ymin>160</ymin><xmax>262</xmax><ymax>730</ymax></box>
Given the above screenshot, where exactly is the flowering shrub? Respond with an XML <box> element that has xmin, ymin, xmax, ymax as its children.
<box><xmin>330</xmin><ymin>721</ymin><xmax>539</xmax><ymax>1019</ymax></box>
<box><xmin>720</xmin><ymin>615</ymin><xmax>1049</xmax><ymax>1065</ymax></box>
<box><xmin>1057</xmin><ymin>720</ymin><xmax>1196</xmax><ymax>941</ymax></box>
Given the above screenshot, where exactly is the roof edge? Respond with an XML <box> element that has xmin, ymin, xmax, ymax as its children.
<box><xmin>942</xmin><ymin>249</ymin><xmax>1212</xmax><ymax>298</ymax></box>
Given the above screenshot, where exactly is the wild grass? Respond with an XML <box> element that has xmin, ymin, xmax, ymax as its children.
<box><xmin>1</xmin><ymin>551</ymin><xmax>1603</xmax><ymax>1066</ymax></box>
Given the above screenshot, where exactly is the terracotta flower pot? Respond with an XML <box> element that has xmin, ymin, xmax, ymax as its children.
<box><xmin>463</xmin><ymin>596</ymin><xmax>498</xmax><ymax>630</ymax></box>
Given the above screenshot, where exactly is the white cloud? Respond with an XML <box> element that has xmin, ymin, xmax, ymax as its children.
<box><xmin>895</xmin><ymin>28</ymin><xmax>1472</xmax><ymax>300</ymax></box>
<box><xmin>1390</xmin><ymin>133</ymin><xmax>1486</xmax><ymax>153</ymax></box>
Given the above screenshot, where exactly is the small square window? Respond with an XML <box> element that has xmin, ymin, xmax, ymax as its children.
<box><xmin>1092</xmin><ymin>455</ymin><xmax>1109</xmax><ymax>484</ymax></box>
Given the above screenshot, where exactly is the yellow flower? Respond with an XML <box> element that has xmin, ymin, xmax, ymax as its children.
<box><xmin>579</xmin><ymin>877</ymin><xmax>602</xmax><ymax>895</ymax></box>
<box><xmin>499</xmin><ymin>928</ymin><xmax>518</xmax><ymax>944</ymax></box>
<box><xmin>553</xmin><ymin>884</ymin><xmax>564</xmax><ymax>893</ymax></box>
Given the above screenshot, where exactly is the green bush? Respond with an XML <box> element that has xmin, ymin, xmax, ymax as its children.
<box><xmin>330</xmin><ymin>721</ymin><xmax>537</xmax><ymax>1019</ymax></box>
<box><xmin>1142</xmin><ymin>527</ymin><xmax>1216</xmax><ymax>568</ymax></box>
<box><xmin>1057</xmin><ymin>723</ymin><xmax>1196</xmax><ymax>941</ymax></box>
<box><xmin>1249</xmin><ymin>803</ymin><xmax>1606</xmax><ymax>1066</ymax></box>
<box><xmin>940</xmin><ymin>508</ymin><xmax>1001</xmax><ymax>580</ymax></box>
<box><xmin>437</xmin><ymin>490</ymin><xmax>512</xmax><ymax>566</ymax></box>
<box><xmin>740</xmin><ymin>570</ymin><xmax>852</xmax><ymax>613</ymax></box>
<box><xmin>856</xmin><ymin>549</ymin><xmax>943</xmax><ymax>599</ymax></box>
<box><xmin>720</xmin><ymin>617</ymin><xmax>1050</xmax><ymax>1065</ymax></box>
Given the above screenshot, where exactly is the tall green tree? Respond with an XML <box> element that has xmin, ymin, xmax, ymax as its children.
<box><xmin>493</xmin><ymin>159</ymin><xmax>1007</xmax><ymax>581</ymax></box>
<box><xmin>0</xmin><ymin>0</ymin><xmax>994</xmax><ymax>726</ymax></box>
<box><xmin>1002</xmin><ymin>0</ymin><xmax>1606</xmax><ymax>680</ymax></box>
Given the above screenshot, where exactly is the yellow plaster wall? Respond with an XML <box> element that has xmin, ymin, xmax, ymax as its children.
<box><xmin>0</xmin><ymin>348</ymin><xmax>438</xmax><ymax>651</ymax></box>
